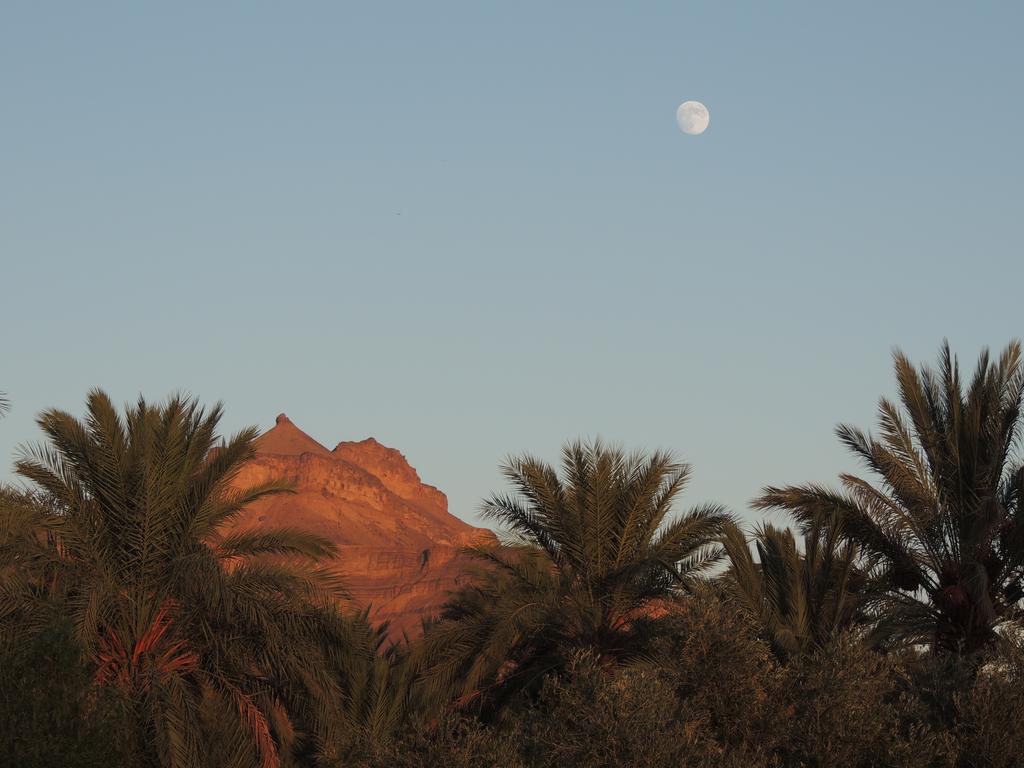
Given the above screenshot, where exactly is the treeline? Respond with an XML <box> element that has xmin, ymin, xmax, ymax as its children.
<box><xmin>2</xmin><ymin>341</ymin><xmax>1024</xmax><ymax>767</ymax></box>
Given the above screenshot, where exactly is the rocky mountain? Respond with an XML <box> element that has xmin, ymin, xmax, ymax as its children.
<box><xmin>227</xmin><ymin>414</ymin><xmax>495</xmax><ymax>638</ymax></box>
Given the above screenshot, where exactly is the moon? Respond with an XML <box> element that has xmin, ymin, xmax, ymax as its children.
<box><xmin>676</xmin><ymin>101</ymin><xmax>710</xmax><ymax>135</ymax></box>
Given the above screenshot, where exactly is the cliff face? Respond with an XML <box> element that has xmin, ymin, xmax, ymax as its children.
<box><xmin>227</xmin><ymin>414</ymin><xmax>495</xmax><ymax>637</ymax></box>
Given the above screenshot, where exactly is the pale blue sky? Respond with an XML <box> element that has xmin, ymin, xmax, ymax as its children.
<box><xmin>2</xmin><ymin>2</ymin><xmax>1022</xmax><ymax>527</ymax></box>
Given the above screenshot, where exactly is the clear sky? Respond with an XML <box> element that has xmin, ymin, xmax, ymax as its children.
<box><xmin>2</xmin><ymin>2</ymin><xmax>1022</xmax><ymax>528</ymax></box>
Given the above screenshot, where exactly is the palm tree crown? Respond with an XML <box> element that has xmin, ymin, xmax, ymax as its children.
<box><xmin>720</xmin><ymin>516</ymin><xmax>861</xmax><ymax>662</ymax></box>
<box><xmin>2</xmin><ymin>390</ymin><xmax>353</xmax><ymax>768</ymax></box>
<box><xmin>417</xmin><ymin>440</ymin><xmax>731</xmax><ymax>710</ymax></box>
<box><xmin>756</xmin><ymin>342</ymin><xmax>1024</xmax><ymax>654</ymax></box>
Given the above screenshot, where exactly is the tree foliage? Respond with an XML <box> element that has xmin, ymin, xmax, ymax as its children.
<box><xmin>5</xmin><ymin>344</ymin><xmax>1024</xmax><ymax>764</ymax></box>
<box><xmin>415</xmin><ymin>440</ymin><xmax>731</xmax><ymax>711</ymax></box>
<box><xmin>720</xmin><ymin>514</ymin><xmax>862</xmax><ymax>661</ymax></box>
<box><xmin>0</xmin><ymin>391</ymin><xmax>353</xmax><ymax>768</ymax></box>
<box><xmin>757</xmin><ymin>342</ymin><xmax>1024</xmax><ymax>653</ymax></box>
<box><xmin>0</xmin><ymin>618</ymin><xmax>137</xmax><ymax>767</ymax></box>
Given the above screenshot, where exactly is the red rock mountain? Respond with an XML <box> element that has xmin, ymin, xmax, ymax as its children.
<box><xmin>227</xmin><ymin>415</ymin><xmax>495</xmax><ymax>638</ymax></box>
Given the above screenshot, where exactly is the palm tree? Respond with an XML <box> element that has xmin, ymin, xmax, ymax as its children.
<box><xmin>0</xmin><ymin>390</ymin><xmax>353</xmax><ymax>768</ymax></box>
<box><xmin>756</xmin><ymin>342</ymin><xmax>1024</xmax><ymax>654</ymax></box>
<box><xmin>330</xmin><ymin>612</ymin><xmax>424</xmax><ymax>757</ymax></box>
<box><xmin>416</xmin><ymin>440</ymin><xmax>731</xmax><ymax>711</ymax></box>
<box><xmin>720</xmin><ymin>515</ymin><xmax>861</xmax><ymax>662</ymax></box>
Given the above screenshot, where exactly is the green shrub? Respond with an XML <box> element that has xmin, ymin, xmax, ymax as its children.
<box><xmin>352</xmin><ymin>716</ymin><xmax>525</xmax><ymax>768</ymax></box>
<box><xmin>360</xmin><ymin>596</ymin><xmax>784</xmax><ymax>768</ymax></box>
<box><xmin>782</xmin><ymin>635</ymin><xmax>954</xmax><ymax>768</ymax></box>
<box><xmin>951</xmin><ymin>638</ymin><xmax>1024</xmax><ymax>768</ymax></box>
<box><xmin>515</xmin><ymin>653</ymin><xmax>691</xmax><ymax>768</ymax></box>
<box><xmin>0</xmin><ymin>620</ymin><xmax>137</xmax><ymax>768</ymax></box>
<box><xmin>658</xmin><ymin>594</ymin><xmax>785</xmax><ymax>763</ymax></box>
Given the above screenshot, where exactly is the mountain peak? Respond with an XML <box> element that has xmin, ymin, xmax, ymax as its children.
<box><xmin>333</xmin><ymin>437</ymin><xmax>422</xmax><ymax>486</ymax></box>
<box><xmin>255</xmin><ymin>414</ymin><xmax>330</xmax><ymax>456</ymax></box>
<box><xmin>229</xmin><ymin>413</ymin><xmax>497</xmax><ymax>638</ymax></box>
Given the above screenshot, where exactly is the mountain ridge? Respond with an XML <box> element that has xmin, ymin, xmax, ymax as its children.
<box><xmin>227</xmin><ymin>414</ymin><xmax>495</xmax><ymax>637</ymax></box>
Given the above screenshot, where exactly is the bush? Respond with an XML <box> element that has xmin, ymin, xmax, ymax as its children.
<box><xmin>782</xmin><ymin>635</ymin><xmax>954</xmax><ymax>768</ymax></box>
<box><xmin>0</xmin><ymin>620</ymin><xmax>137</xmax><ymax>768</ymax></box>
<box><xmin>657</xmin><ymin>593</ymin><xmax>785</xmax><ymax>764</ymax></box>
<box><xmin>318</xmin><ymin>597</ymin><xmax>1024</xmax><ymax>768</ymax></box>
<box><xmin>951</xmin><ymin>638</ymin><xmax>1024</xmax><ymax>768</ymax></box>
<box><xmin>477</xmin><ymin>595</ymin><xmax>784</xmax><ymax>768</ymax></box>
<box><xmin>515</xmin><ymin>653</ymin><xmax>692</xmax><ymax>768</ymax></box>
<box><xmin>352</xmin><ymin>716</ymin><xmax>525</xmax><ymax>768</ymax></box>
<box><xmin>359</xmin><ymin>596</ymin><xmax>785</xmax><ymax>768</ymax></box>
